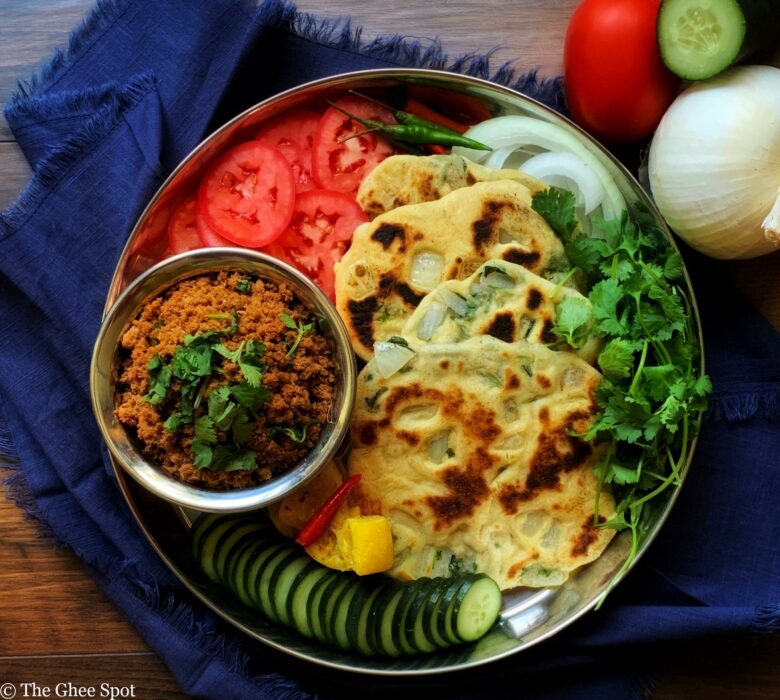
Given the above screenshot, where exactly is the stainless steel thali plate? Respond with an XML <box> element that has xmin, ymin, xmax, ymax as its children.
<box><xmin>100</xmin><ymin>69</ymin><xmax>703</xmax><ymax>675</ymax></box>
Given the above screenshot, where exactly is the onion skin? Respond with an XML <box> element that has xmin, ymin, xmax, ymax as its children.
<box><xmin>648</xmin><ymin>66</ymin><xmax>780</xmax><ymax>260</ymax></box>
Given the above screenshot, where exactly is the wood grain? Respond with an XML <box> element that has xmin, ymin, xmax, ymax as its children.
<box><xmin>0</xmin><ymin>1</ymin><xmax>778</xmax><ymax>699</ymax></box>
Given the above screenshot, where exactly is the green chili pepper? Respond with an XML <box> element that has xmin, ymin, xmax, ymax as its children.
<box><xmin>329</xmin><ymin>101</ymin><xmax>491</xmax><ymax>151</ymax></box>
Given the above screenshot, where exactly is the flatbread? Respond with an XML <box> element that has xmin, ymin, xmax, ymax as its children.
<box><xmin>348</xmin><ymin>336</ymin><xmax>615</xmax><ymax>590</ymax></box>
<box><xmin>401</xmin><ymin>259</ymin><xmax>601</xmax><ymax>365</ymax></box>
<box><xmin>357</xmin><ymin>154</ymin><xmax>548</xmax><ymax>218</ymax></box>
<box><xmin>335</xmin><ymin>180</ymin><xmax>568</xmax><ymax>360</ymax></box>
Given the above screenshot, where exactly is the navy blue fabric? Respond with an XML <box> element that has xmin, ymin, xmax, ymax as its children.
<box><xmin>1</xmin><ymin>1</ymin><xmax>777</xmax><ymax>698</ymax></box>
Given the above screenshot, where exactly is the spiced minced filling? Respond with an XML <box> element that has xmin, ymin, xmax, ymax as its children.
<box><xmin>114</xmin><ymin>271</ymin><xmax>336</xmax><ymax>489</ymax></box>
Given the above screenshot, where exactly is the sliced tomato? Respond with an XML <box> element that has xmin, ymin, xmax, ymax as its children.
<box><xmin>312</xmin><ymin>96</ymin><xmax>397</xmax><ymax>195</ymax></box>
<box><xmin>256</xmin><ymin>110</ymin><xmax>320</xmax><ymax>193</ymax></box>
<box><xmin>165</xmin><ymin>197</ymin><xmax>202</xmax><ymax>255</ymax></box>
<box><xmin>198</xmin><ymin>141</ymin><xmax>296</xmax><ymax>247</ymax></box>
<box><xmin>195</xmin><ymin>207</ymin><xmax>235</xmax><ymax>247</ymax></box>
<box><xmin>262</xmin><ymin>189</ymin><xmax>368</xmax><ymax>300</ymax></box>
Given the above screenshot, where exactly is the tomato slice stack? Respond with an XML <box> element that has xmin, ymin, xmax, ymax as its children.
<box><xmin>158</xmin><ymin>99</ymin><xmax>395</xmax><ymax>301</ymax></box>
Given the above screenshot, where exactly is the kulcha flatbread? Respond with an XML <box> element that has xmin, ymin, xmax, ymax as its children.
<box><xmin>348</xmin><ymin>336</ymin><xmax>615</xmax><ymax>590</ymax></box>
<box><xmin>335</xmin><ymin>180</ymin><xmax>569</xmax><ymax>360</ymax></box>
<box><xmin>357</xmin><ymin>154</ymin><xmax>548</xmax><ymax>219</ymax></box>
<box><xmin>402</xmin><ymin>259</ymin><xmax>601</xmax><ymax>365</ymax></box>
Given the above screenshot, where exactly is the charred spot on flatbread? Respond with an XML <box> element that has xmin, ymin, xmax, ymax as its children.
<box><xmin>541</xmin><ymin>319</ymin><xmax>557</xmax><ymax>343</ymax></box>
<box><xmin>484</xmin><ymin>312</ymin><xmax>516</xmax><ymax>343</ymax></box>
<box><xmin>472</xmin><ymin>199</ymin><xmax>509</xmax><ymax>251</ymax></box>
<box><xmin>346</xmin><ymin>296</ymin><xmax>379</xmax><ymax>354</ymax></box>
<box><xmin>571</xmin><ymin>517</ymin><xmax>601</xmax><ymax>557</ymax></box>
<box><xmin>503</xmin><ymin>248</ymin><xmax>541</xmax><ymax>268</ymax></box>
<box><xmin>527</xmin><ymin>288</ymin><xmax>543</xmax><ymax>310</ymax></box>
<box><xmin>498</xmin><ymin>408</ymin><xmax>596</xmax><ymax>515</ymax></box>
<box><xmin>427</xmin><ymin>448</ymin><xmax>495</xmax><ymax>529</ymax></box>
<box><xmin>372</xmin><ymin>223</ymin><xmax>407</xmax><ymax>251</ymax></box>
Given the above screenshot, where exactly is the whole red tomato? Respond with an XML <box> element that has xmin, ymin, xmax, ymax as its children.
<box><xmin>564</xmin><ymin>0</ymin><xmax>680</xmax><ymax>143</ymax></box>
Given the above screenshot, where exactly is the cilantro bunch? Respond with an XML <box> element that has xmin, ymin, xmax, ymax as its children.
<box><xmin>143</xmin><ymin>312</ymin><xmax>270</xmax><ymax>472</ymax></box>
<box><xmin>533</xmin><ymin>189</ymin><xmax>712</xmax><ymax>592</ymax></box>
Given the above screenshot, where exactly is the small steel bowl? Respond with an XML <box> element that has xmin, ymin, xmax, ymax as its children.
<box><xmin>90</xmin><ymin>247</ymin><xmax>356</xmax><ymax>512</ymax></box>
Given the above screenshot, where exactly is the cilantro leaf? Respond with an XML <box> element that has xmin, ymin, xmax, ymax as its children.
<box><xmin>236</xmin><ymin>278</ymin><xmax>253</xmax><ymax>295</ymax></box>
<box><xmin>223</xmin><ymin>449</ymin><xmax>258</xmax><ymax>472</ymax></box>
<box><xmin>598</xmin><ymin>339</ymin><xmax>640</xmax><ymax>382</ymax></box>
<box><xmin>281</xmin><ymin>313</ymin><xmax>315</xmax><ymax>358</ymax></box>
<box><xmin>230</xmin><ymin>410</ymin><xmax>254</xmax><ymax>445</ymax></box>
<box><xmin>194</xmin><ymin>415</ymin><xmax>217</xmax><ymax>444</ymax></box>
<box><xmin>663</xmin><ymin>251</ymin><xmax>684</xmax><ymax>281</ymax></box>
<box><xmin>268</xmin><ymin>423</ymin><xmax>312</xmax><ymax>443</ymax></box>
<box><xmin>589</xmin><ymin>279</ymin><xmax>629</xmax><ymax>336</ymax></box>
<box><xmin>191</xmin><ymin>440</ymin><xmax>213</xmax><ymax>469</ymax></box>
<box><xmin>552</xmin><ymin>297</ymin><xmax>592</xmax><ymax>349</ymax></box>
<box><xmin>531</xmin><ymin>188</ymin><xmax>578</xmax><ymax>241</ymax></box>
<box><xmin>143</xmin><ymin>354</ymin><xmax>171</xmax><ymax>405</ymax></box>
<box><xmin>163</xmin><ymin>412</ymin><xmax>186</xmax><ymax>433</ymax></box>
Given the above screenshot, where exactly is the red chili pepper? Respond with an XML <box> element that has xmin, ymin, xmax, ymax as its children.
<box><xmin>426</xmin><ymin>144</ymin><xmax>448</xmax><ymax>155</ymax></box>
<box><xmin>295</xmin><ymin>474</ymin><xmax>362</xmax><ymax>547</ymax></box>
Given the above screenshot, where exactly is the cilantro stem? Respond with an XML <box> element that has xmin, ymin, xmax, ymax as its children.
<box><xmin>652</xmin><ymin>339</ymin><xmax>672</xmax><ymax>366</ymax></box>
<box><xmin>676</xmin><ymin>412</ymin><xmax>690</xmax><ymax>476</ymax></box>
<box><xmin>631</xmin><ymin>449</ymin><xmax>681</xmax><ymax>509</ymax></box>
<box><xmin>596</xmin><ymin>505</ymin><xmax>641</xmax><ymax>610</ymax></box>
<box><xmin>550</xmin><ymin>267</ymin><xmax>578</xmax><ymax>299</ymax></box>
<box><xmin>628</xmin><ymin>340</ymin><xmax>649</xmax><ymax>397</ymax></box>
<box><xmin>593</xmin><ymin>443</ymin><xmax>614</xmax><ymax>526</ymax></box>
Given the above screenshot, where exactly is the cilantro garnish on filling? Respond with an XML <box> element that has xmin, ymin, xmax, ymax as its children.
<box><xmin>532</xmin><ymin>188</ymin><xmax>712</xmax><ymax>598</ymax></box>
<box><xmin>142</xmin><ymin>312</ymin><xmax>271</xmax><ymax>472</ymax></box>
<box><xmin>280</xmin><ymin>312</ymin><xmax>314</xmax><ymax>357</ymax></box>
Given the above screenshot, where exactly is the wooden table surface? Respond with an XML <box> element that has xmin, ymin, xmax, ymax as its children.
<box><xmin>1</xmin><ymin>2</ymin><xmax>778</xmax><ymax>698</ymax></box>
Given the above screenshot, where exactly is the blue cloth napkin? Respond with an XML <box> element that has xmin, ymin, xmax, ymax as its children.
<box><xmin>1</xmin><ymin>1</ymin><xmax>777</xmax><ymax>698</ymax></box>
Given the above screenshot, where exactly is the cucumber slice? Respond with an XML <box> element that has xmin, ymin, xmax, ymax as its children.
<box><xmin>393</xmin><ymin>582</ymin><xmax>425</xmax><ymax>655</ymax></box>
<box><xmin>349</xmin><ymin>583</ymin><xmax>384</xmax><ymax>656</ymax></box>
<box><xmin>289</xmin><ymin>566</ymin><xmax>331</xmax><ymax>638</ymax></box>
<box><xmin>306</xmin><ymin>571</ymin><xmax>341</xmax><ymax>643</ymax></box>
<box><xmin>375</xmin><ymin>586</ymin><xmax>406</xmax><ymax>657</ymax></box>
<box><xmin>449</xmin><ymin>576</ymin><xmax>502</xmax><ymax>642</ymax></box>
<box><xmin>269</xmin><ymin>554</ymin><xmax>312</xmax><ymax>626</ymax></box>
<box><xmin>657</xmin><ymin>0</ymin><xmax>777</xmax><ymax>79</ymax></box>
<box><xmin>406</xmin><ymin>580</ymin><xmax>438</xmax><ymax>653</ymax></box>
<box><xmin>199</xmin><ymin>517</ymin><xmax>254</xmax><ymax>582</ymax></box>
<box><xmin>218</xmin><ymin>523</ymin><xmax>270</xmax><ymax>584</ymax></box>
<box><xmin>256</xmin><ymin>548</ymin><xmax>299</xmax><ymax>621</ymax></box>
<box><xmin>190</xmin><ymin>513</ymin><xmax>221</xmax><ymax>561</ymax></box>
<box><xmin>331</xmin><ymin>580</ymin><xmax>363</xmax><ymax>650</ymax></box>
<box><xmin>421</xmin><ymin>578</ymin><xmax>453</xmax><ymax>649</ymax></box>
<box><xmin>232</xmin><ymin>539</ymin><xmax>266</xmax><ymax>607</ymax></box>
<box><xmin>322</xmin><ymin>576</ymin><xmax>354</xmax><ymax>645</ymax></box>
<box><xmin>436</xmin><ymin>577</ymin><xmax>473</xmax><ymax>644</ymax></box>
<box><xmin>243</xmin><ymin>542</ymin><xmax>286</xmax><ymax>612</ymax></box>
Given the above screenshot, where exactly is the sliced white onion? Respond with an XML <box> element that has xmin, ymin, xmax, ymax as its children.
<box><xmin>416</xmin><ymin>300</ymin><xmax>447</xmax><ymax>341</ymax></box>
<box><xmin>427</xmin><ymin>433</ymin><xmax>450</xmax><ymax>463</ymax></box>
<box><xmin>455</xmin><ymin>116</ymin><xmax>626</xmax><ymax>216</ymax></box>
<box><xmin>484</xmin><ymin>271</ymin><xmax>515</xmax><ymax>289</ymax></box>
<box><xmin>437</xmin><ymin>288</ymin><xmax>468</xmax><ymax>316</ymax></box>
<box><xmin>483</xmin><ymin>146</ymin><xmax>515</xmax><ymax>170</ymax></box>
<box><xmin>521</xmin><ymin>152</ymin><xmax>606</xmax><ymax>215</ymax></box>
<box><xmin>374</xmin><ymin>342</ymin><xmax>415</xmax><ymax>378</ymax></box>
<box><xmin>410</xmin><ymin>251</ymin><xmax>444</xmax><ymax>292</ymax></box>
